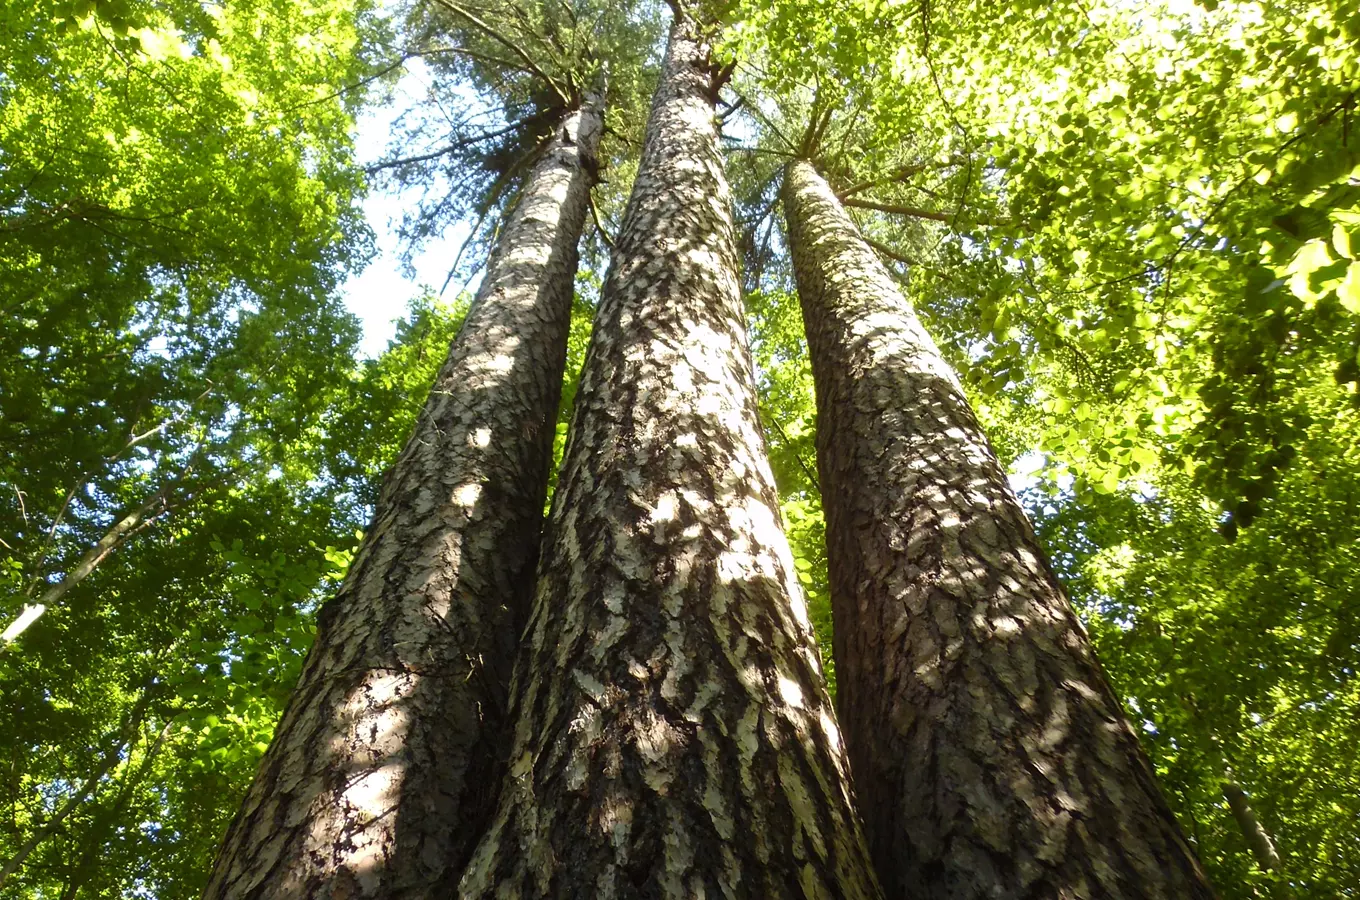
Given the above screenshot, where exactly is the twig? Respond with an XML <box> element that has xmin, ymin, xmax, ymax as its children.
<box><xmin>437</xmin><ymin>137</ymin><xmax>543</xmax><ymax>295</ymax></box>
<box><xmin>589</xmin><ymin>192</ymin><xmax>616</xmax><ymax>250</ymax></box>
<box><xmin>722</xmin><ymin>143</ymin><xmax>796</xmax><ymax>160</ymax></box>
<box><xmin>11</xmin><ymin>486</ymin><xmax>26</xmax><ymax>525</ymax></box>
<box><xmin>364</xmin><ymin>117</ymin><xmax>533</xmax><ymax>174</ymax></box>
<box><xmin>768</xmin><ymin>416</ymin><xmax>821</xmax><ymax>494</ymax></box>
<box><xmin>281</xmin><ymin>54</ymin><xmax>411</xmax><ymax>113</ymax></box>
<box><xmin>415</xmin><ymin>44</ymin><xmax>531</xmax><ymax>76</ymax></box>
<box><xmin>837</xmin><ymin>156</ymin><xmax>964</xmax><ymax>199</ymax></box>
<box><xmin>843</xmin><ymin>195</ymin><xmax>1008</xmax><ymax>227</ymax></box>
<box><xmin>728</xmin><ymin>87</ymin><xmax>798</xmax><ymax>154</ymax></box>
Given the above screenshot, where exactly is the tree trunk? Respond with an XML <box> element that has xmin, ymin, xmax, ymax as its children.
<box><xmin>457</xmin><ymin>20</ymin><xmax>882</xmax><ymax>900</ymax></box>
<box><xmin>204</xmin><ymin>95</ymin><xmax>603</xmax><ymax>900</ymax></box>
<box><xmin>781</xmin><ymin>160</ymin><xmax>1215</xmax><ymax>900</ymax></box>
<box><xmin>1222</xmin><ymin>779</ymin><xmax>1294</xmax><ymax>898</ymax></box>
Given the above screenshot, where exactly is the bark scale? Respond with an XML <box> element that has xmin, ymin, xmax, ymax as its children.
<box><xmin>782</xmin><ymin>160</ymin><xmax>1215</xmax><ymax>900</ymax></box>
<box><xmin>457</xmin><ymin>21</ymin><xmax>882</xmax><ymax>900</ymax></box>
<box><xmin>204</xmin><ymin>97</ymin><xmax>603</xmax><ymax>900</ymax></box>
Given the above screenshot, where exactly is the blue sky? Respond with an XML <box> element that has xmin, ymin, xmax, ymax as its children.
<box><xmin>340</xmin><ymin>63</ymin><xmax>473</xmax><ymax>358</ymax></box>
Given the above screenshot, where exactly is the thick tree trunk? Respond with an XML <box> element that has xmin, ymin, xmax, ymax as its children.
<box><xmin>457</xmin><ymin>20</ymin><xmax>882</xmax><ymax>900</ymax></box>
<box><xmin>781</xmin><ymin>160</ymin><xmax>1215</xmax><ymax>900</ymax></box>
<box><xmin>204</xmin><ymin>96</ymin><xmax>603</xmax><ymax>900</ymax></box>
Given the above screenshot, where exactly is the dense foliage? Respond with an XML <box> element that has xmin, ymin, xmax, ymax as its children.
<box><xmin>2</xmin><ymin>0</ymin><xmax>1356</xmax><ymax>896</ymax></box>
<box><xmin>0</xmin><ymin>1</ymin><xmax>391</xmax><ymax>894</ymax></box>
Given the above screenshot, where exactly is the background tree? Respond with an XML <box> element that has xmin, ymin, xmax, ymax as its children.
<box><xmin>0</xmin><ymin>0</ymin><xmax>386</xmax><ymax>894</ymax></box>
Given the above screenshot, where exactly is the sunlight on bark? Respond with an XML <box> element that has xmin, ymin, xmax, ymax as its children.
<box><xmin>1</xmin><ymin>604</ymin><xmax>45</xmax><ymax>642</ymax></box>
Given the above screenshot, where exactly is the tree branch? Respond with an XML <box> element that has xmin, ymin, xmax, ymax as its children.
<box><xmin>768</xmin><ymin>416</ymin><xmax>820</xmax><ymax>494</ymax></box>
<box><xmin>837</xmin><ymin>157</ymin><xmax>961</xmax><ymax>199</ymax></box>
<box><xmin>718</xmin><ymin>94</ymin><xmax>746</xmax><ymax>123</ymax></box>
<box><xmin>590</xmin><ymin>192</ymin><xmax>617</xmax><ymax>251</ymax></box>
<box><xmin>428</xmin><ymin>0</ymin><xmax>571</xmax><ymax>106</ymax></box>
<box><xmin>364</xmin><ymin>118</ymin><xmax>533</xmax><ymax>174</ymax></box>
<box><xmin>411</xmin><ymin>44</ymin><xmax>534</xmax><ymax>78</ymax></box>
<box><xmin>843</xmin><ymin>195</ymin><xmax>1008</xmax><ymax>227</ymax></box>
<box><xmin>728</xmin><ymin>87</ymin><xmax>798</xmax><ymax>154</ymax></box>
<box><xmin>0</xmin><ymin>687</ymin><xmax>154</xmax><ymax>888</ymax></box>
<box><xmin>862</xmin><ymin>234</ymin><xmax>919</xmax><ymax>268</ymax></box>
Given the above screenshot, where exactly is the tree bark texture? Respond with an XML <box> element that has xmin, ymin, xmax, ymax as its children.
<box><xmin>457</xmin><ymin>21</ymin><xmax>882</xmax><ymax>900</ymax></box>
<box><xmin>204</xmin><ymin>96</ymin><xmax>603</xmax><ymax>900</ymax></box>
<box><xmin>782</xmin><ymin>160</ymin><xmax>1215</xmax><ymax>900</ymax></box>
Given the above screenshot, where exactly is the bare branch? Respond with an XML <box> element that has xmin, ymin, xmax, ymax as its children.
<box><xmin>416</xmin><ymin>44</ymin><xmax>535</xmax><ymax>76</ymax></box>
<box><xmin>843</xmin><ymin>195</ymin><xmax>1009</xmax><ymax>228</ymax></box>
<box><xmin>437</xmin><ymin>136</ymin><xmax>544</xmax><ymax>295</ymax></box>
<box><xmin>727</xmin><ymin>88</ymin><xmax>798</xmax><ymax>154</ymax></box>
<box><xmin>364</xmin><ymin>118</ymin><xmax>533</xmax><ymax>174</ymax></box>
<box><xmin>280</xmin><ymin>54</ymin><xmax>411</xmax><ymax>113</ymax></box>
<box><xmin>590</xmin><ymin>191</ymin><xmax>617</xmax><ymax>251</ymax></box>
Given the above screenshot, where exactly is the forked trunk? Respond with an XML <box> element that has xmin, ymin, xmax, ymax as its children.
<box><xmin>782</xmin><ymin>160</ymin><xmax>1215</xmax><ymax>899</ymax></box>
<box><xmin>204</xmin><ymin>95</ymin><xmax>603</xmax><ymax>900</ymax></box>
<box><xmin>457</xmin><ymin>20</ymin><xmax>882</xmax><ymax>900</ymax></box>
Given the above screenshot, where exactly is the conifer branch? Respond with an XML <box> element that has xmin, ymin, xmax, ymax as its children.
<box><xmin>843</xmin><ymin>195</ymin><xmax>1008</xmax><ymax>227</ymax></box>
<box><xmin>428</xmin><ymin>0</ymin><xmax>572</xmax><ymax>106</ymax></box>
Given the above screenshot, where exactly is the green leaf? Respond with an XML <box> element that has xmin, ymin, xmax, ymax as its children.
<box><xmin>1338</xmin><ymin>262</ymin><xmax>1360</xmax><ymax>314</ymax></box>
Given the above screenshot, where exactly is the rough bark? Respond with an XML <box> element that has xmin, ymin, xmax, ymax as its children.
<box><xmin>457</xmin><ymin>21</ymin><xmax>882</xmax><ymax>900</ymax></box>
<box><xmin>782</xmin><ymin>160</ymin><xmax>1215</xmax><ymax>900</ymax></box>
<box><xmin>203</xmin><ymin>96</ymin><xmax>603</xmax><ymax>900</ymax></box>
<box><xmin>1222</xmin><ymin>780</ymin><xmax>1294</xmax><ymax>898</ymax></box>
